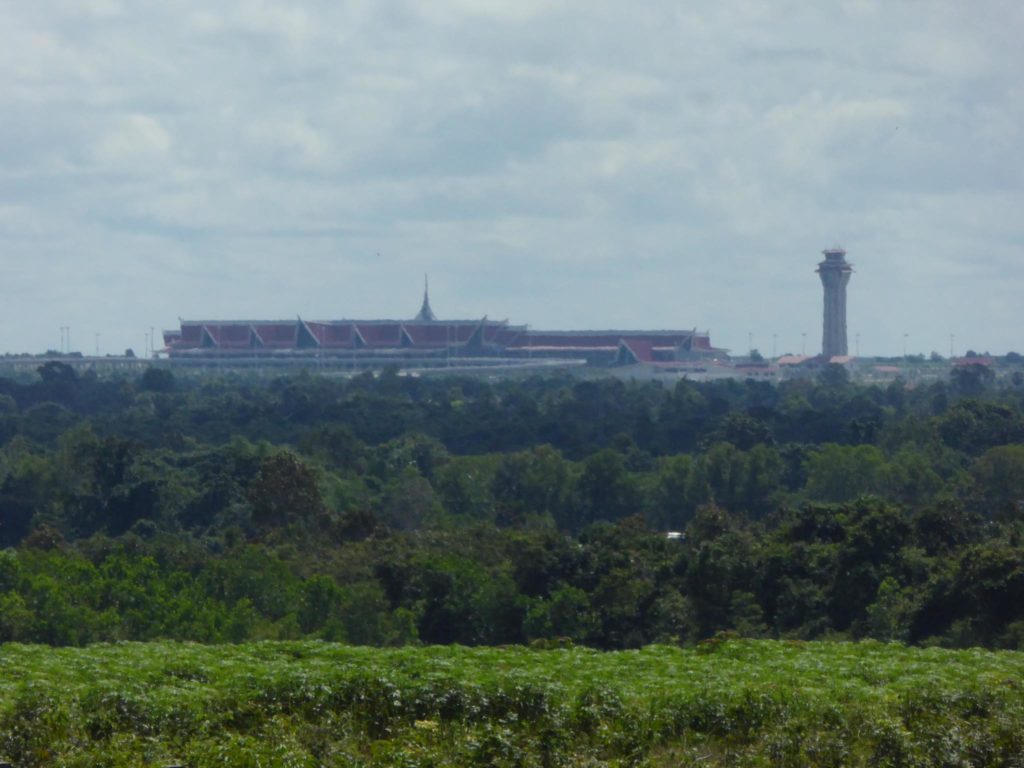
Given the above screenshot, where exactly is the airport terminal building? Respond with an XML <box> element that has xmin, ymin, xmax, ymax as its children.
<box><xmin>162</xmin><ymin>286</ymin><xmax>717</xmax><ymax>370</ymax></box>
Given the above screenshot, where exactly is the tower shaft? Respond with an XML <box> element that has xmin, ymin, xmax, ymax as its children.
<box><xmin>817</xmin><ymin>248</ymin><xmax>853</xmax><ymax>357</ymax></box>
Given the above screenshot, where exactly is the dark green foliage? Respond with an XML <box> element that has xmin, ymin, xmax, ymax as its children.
<box><xmin>0</xmin><ymin>366</ymin><xmax>1023</xmax><ymax>649</ymax></box>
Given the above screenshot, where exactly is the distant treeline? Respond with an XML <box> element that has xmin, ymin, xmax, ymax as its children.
<box><xmin>1</xmin><ymin>361</ymin><xmax>1024</xmax><ymax>648</ymax></box>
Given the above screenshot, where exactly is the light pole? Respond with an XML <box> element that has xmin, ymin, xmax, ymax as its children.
<box><xmin>95</xmin><ymin>333</ymin><xmax>101</xmax><ymax>357</ymax></box>
<box><xmin>903</xmin><ymin>333</ymin><xmax>908</xmax><ymax>358</ymax></box>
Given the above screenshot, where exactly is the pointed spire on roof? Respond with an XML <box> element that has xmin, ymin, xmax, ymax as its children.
<box><xmin>414</xmin><ymin>274</ymin><xmax>437</xmax><ymax>321</ymax></box>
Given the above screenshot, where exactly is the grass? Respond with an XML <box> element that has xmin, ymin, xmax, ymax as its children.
<box><xmin>1</xmin><ymin>639</ymin><xmax>1023</xmax><ymax>766</ymax></box>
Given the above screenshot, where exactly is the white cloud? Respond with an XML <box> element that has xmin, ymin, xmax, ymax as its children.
<box><xmin>244</xmin><ymin>115</ymin><xmax>334</xmax><ymax>169</ymax></box>
<box><xmin>900</xmin><ymin>30</ymin><xmax>990</xmax><ymax>79</ymax></box>
<box><xmin>764</xmin><ymin>94</ymin><xmax>909</xmax><ymax>183</ymax></box>
<box><xmin>188</xmin><ymin>11</ymin><xmax>225</xmax><ymax>34</ymax></box>
<box><xmin>419</xmin><ymin>0</ymin><xmax>571</xmax><ymax>24</ymax></box>
<box><xmin>840</xmin><ymin>0</ymin><xmax>878</xmax><ymax>18</ymax></box>
<box><xmin>234</xmin><ymin>0</ymin><xmax>318</xmax><ymax>46</ymax></box>
<box><xmin>93</xmin><ymin>114</ymin><xmax>173</xmax><ymax>168</ymax></box>
<box><xmin>58</xmin><ymin>0</ymin><xmax>123</xmax><ymax>19</ymax></box>
<box><xmin>0</xmin><ymin>0</ymin><xmax>1021</xmax><ymax>356</ymax></box>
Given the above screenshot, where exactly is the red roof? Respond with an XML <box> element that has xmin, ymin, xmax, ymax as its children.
<box><xmin>166</xmin><ymin>318</ymin><xmax>714</xmax><ymax>358</ymax></box>
<box><xmin>403</xmin><ymin>324</ymin><xmax>458</xmax><ymax>346</ymax></box>
<box><xmin>322</xmin><ymin>323</ymin><xmax>356</xmax><ymax>348</ymax></box>
<box><xmin>253</xmin><ymin>323</ymin><xmax>297</xmax><ymax>348</ymax></box>
<box><xmin>305</xmin><ymin>322</ymin><xmax>356</xmax><ymax>348</ymax></box>
<box><xmin>620</xmin><ymin>339</ymin><xmax>655</xmax><ymax>363</ymax></box>
<box><xmin>355</xmin><ymin>324</ymin><xmax>402</xmax><ymax>347</ymax></box>
<box><xmin>206</xmin><ymin>324</ymin><xmax>251</xmax><ymax>348</ymax></box>
<box><xmin>180</xmin><ymin>325</ymin><xmax>202</xmax><ymax>344</ymax></box>
<box><xmin>491</xmin><ymin>327</ymin><xmax>525</xmax><ymax>346</ymax></box>
<box><xmin>482</xmin><ymin>324</ymin><xmax>508</xmax><ymax>344</ymax></box>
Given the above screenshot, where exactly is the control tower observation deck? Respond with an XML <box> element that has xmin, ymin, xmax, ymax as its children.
<box><xmin>817</xmin><ymin>247</ymin><xmax>853</xmax><ymax>357</ymax></box>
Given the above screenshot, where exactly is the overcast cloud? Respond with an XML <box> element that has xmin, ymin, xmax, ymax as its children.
<box><xmin>1</xmin><ymin>0</ymin><xmax>1022</xmax><ymax>357</ymax></box>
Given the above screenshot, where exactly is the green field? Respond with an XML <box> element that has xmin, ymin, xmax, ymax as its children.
<box><xmin>1</xmin><ymin>639</ymin><xmax>1023</xmax><ymax>767</ymax></box>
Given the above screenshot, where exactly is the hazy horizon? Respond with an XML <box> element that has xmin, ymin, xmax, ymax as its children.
<box><xmin>2</xmin><ymin>1</ymin><xmax>1021</xmax><ymax>358</ymax></box>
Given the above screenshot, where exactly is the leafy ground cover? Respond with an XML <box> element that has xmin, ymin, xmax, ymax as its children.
<box><xmin>1</xmin><ymin>639</ymin><xmax>1022</xmax><ymax>766</ymax></box>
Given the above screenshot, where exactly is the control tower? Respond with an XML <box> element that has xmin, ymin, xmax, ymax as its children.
<box><xmin>817</xmin><ymin>247</ymin><xmax>853</xmax><ymax>357</ymax></box>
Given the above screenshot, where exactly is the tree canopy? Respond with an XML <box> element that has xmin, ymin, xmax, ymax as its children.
<box><xmin>1</xmin><ymin>362</ymin><xmax>1023</xmax><ymax>648</ymax></box>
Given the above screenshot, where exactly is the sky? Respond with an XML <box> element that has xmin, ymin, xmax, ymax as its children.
<box><xmin>1</xmin><ymin>0</ymin><xmax>1022</xmax><ymax>358</ymax></box>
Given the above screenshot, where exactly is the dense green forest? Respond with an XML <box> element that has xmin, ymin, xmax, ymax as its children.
<box><xmin>1</xmin><ymin>361</ymin><xmax>1023</xmax><ymax>649</ymax></box>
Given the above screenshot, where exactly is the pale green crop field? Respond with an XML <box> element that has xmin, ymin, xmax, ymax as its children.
<box><xmin>1</xmin><ymin>639</ymin><xmax>1022</xmax><ymax>766</ymax></box>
